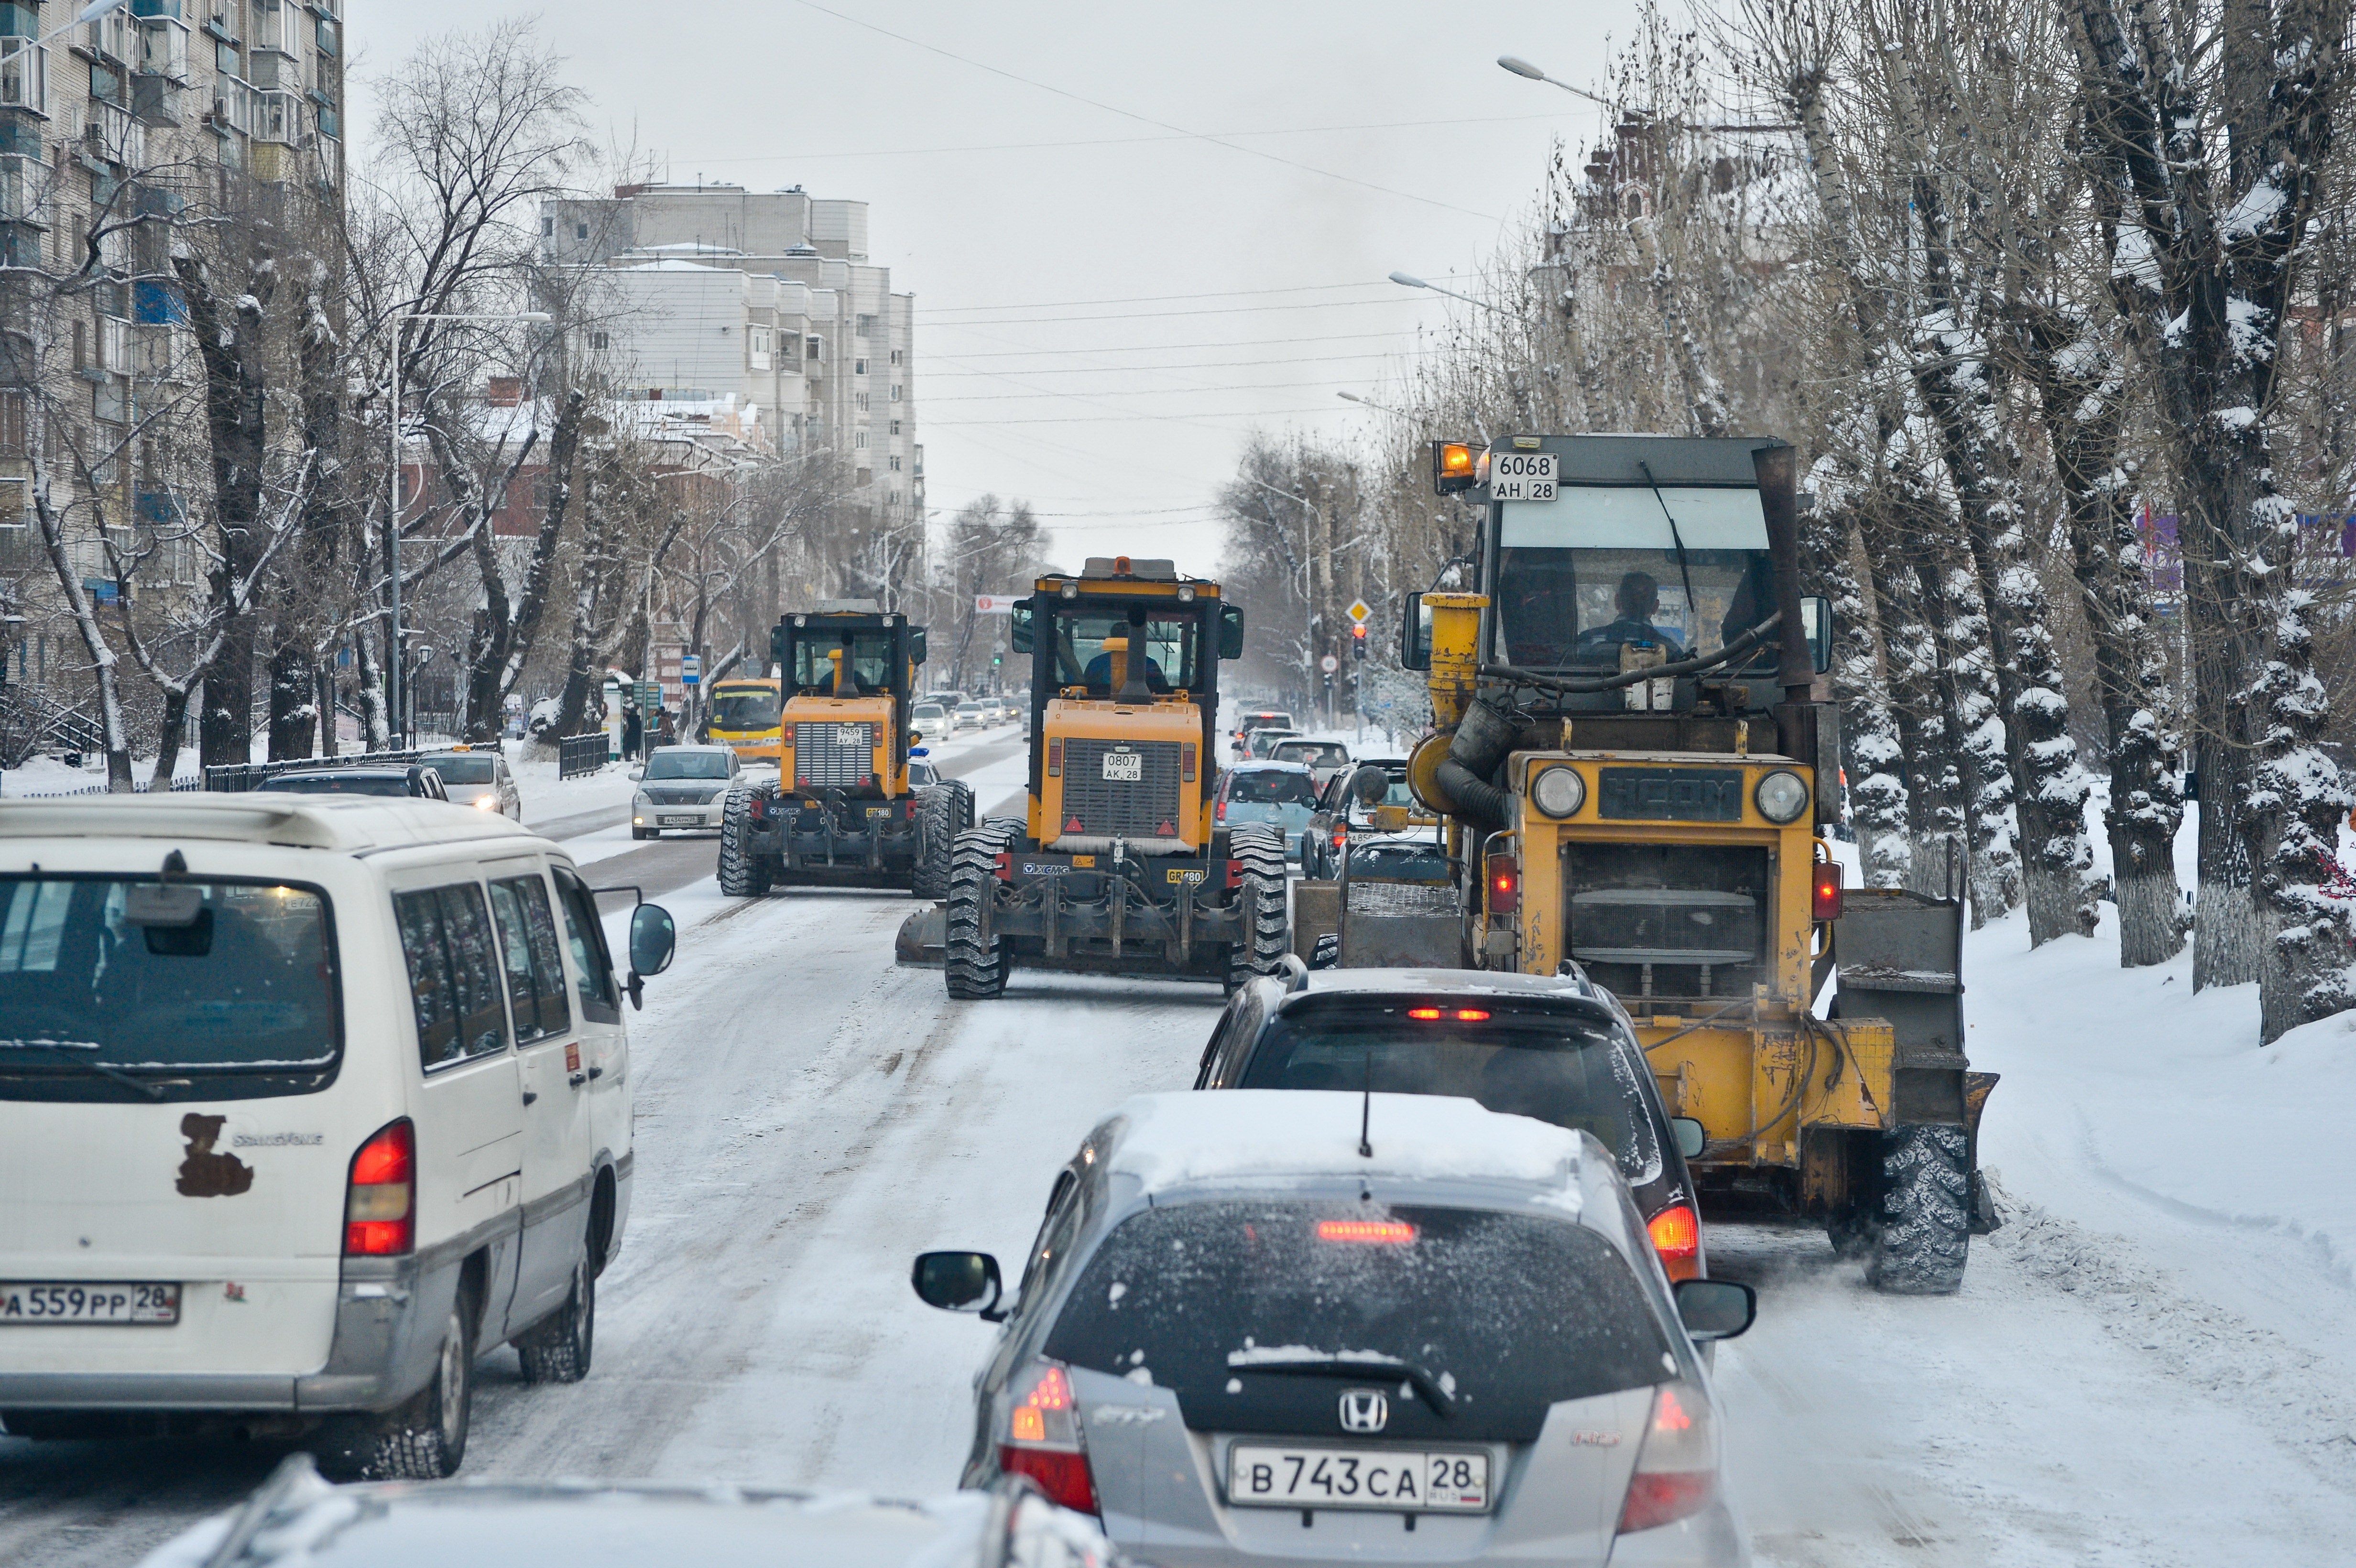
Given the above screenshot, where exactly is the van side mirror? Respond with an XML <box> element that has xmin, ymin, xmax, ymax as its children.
<box><xmin>1673</xmin><ymin>1278</ymin><xmax>1756</xmax><ymax>1341</ymax></box>
<box><xmin>1010</xmin><ymin>602</ymin><xmax>1034</xmax><ymax>655</ymax></box>
<box><xmin>1219</xmin><ymin>602</ymin><xmax>1244</xmax><ymax>660</ymax></box>
<box><xmin>624</xmin><ymin>903</ymin><xmax>676</xmax><ymax>1008</ymax></box>
<box><xmin>1800</xmin><ymin>596</ymin><xmax>1833</xmax><ymax>673</ymax></box>
<box><xmin>1399</xmin><ymin>593</ymin><xmax>1433</xmax><ymax>672</ymax></box>
<box><xmin>1670</xmin><ymin>1116</ymin><xmax>1707</xmax><ymax>1160</ymax></box>
<box><xmin>912</xmin><ymin>1250</ymin><xmax>1006</xmax><ymax>1320</ymax></box>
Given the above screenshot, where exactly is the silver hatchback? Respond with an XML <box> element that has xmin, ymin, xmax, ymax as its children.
<box><xmin>912</xmin><ymin>1090</ymin><xmax>1756</xmax><ymax>1568</ymax></box>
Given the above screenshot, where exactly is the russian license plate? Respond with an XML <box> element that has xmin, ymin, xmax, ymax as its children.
<box><xmin>661</xmin><ymin>815</ymin><xmax>701</xmax><ymax>826</ymax></box>
<box><xmin>834</xmin><ymin>725</ymin><xmax>867</xmax><ymax>746</ymax></box>
<box><xmin>1100</xmin><ymin>751</ymin><xmax>1143</xmax><ymax>782</ymax></box>
<box><xmin>0</xmin><ymin>1282</ymin><xmax>181</xmax><ymax>1325</ymax></box>
<box><xmin>1490</xmin><ymin>451</ymin><xmax>1556</xmax><ymax>501</ymax></box>
<box><xmin>1227</xmin><ymin>1445</ymin><xmax>1490</xmax><ymax>1512</ymax></box>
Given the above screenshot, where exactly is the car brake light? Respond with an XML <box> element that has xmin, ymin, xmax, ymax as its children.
<box><xmin>1000</xmin><ymin>1361</ymin><xmax>1098</xmax><ymax>1515</ymax></box>
<box><xmin>1618</xmin><ymin>1382</ymin><xmax>1718</xmax><ymax>1534</ymax></box>
<box><xmin>1407</xmin><ymin>1007</ymin><xmax>1441</xmax><ymax>1020</ymax></box>
<box><xmin>344</xmin><ymin>1119</ymin><xmax>414</xmax><ymax>1256</ymax></box>
<box><xmin>1331</xmin><ymin>826</ymin><xmax>1346</xmax><ymax>849</ymax></box>
<box><xmin>1647</xmin><ymin>1204</ymin><xmax>1701</xmax><ymax>1281</ymax></box>
<box><xmin>1215</xmin><ymin>796</ymin><xmax>1227</xmax><ymax>822</ymax></box>
<box><xmin>1316</xmin><ymin>1219</ymin><xmax>1416</xmax><ymax>1244</ymax></box>
<box><xmin>1486</xmin><ymin>853</ymin><xmax>1518</xmax><ymax>915</ymax></box>
<box><xmin>1453</xmin><ymin>1008</ymin><xmax>1488</xmax><ymax>1021</ymax></box>
<box><xmin>1812</xmin><ymin>860</ymin><xmax>1844</xmax><ymax>921</ymax></box>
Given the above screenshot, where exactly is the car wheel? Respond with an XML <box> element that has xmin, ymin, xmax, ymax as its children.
<box><xmin>1865</xmin><ymin>1124</ymin><xmax>1971</xmax><ymax>1294</ymax></box>
<box><xmin>515</xmin><ymin>1254</ymin><xmax>594</xmax><ymax>1384</ymax></box>
<box><xmin>314</xmin><ymin>1282</ymin><xmax>475</xmax><ymax>1481</ymax></box>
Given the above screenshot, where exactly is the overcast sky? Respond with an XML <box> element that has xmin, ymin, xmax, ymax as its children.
<box><xmin>351</xmin><ymin>1</ymin><xmax>1647</xmax><ymax>578</ymax></box>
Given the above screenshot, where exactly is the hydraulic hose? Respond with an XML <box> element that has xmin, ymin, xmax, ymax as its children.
<box><xmin>1430</xmin><ymin>694</ymin><xmax>1521</xmax><ymax>835</ymax></box>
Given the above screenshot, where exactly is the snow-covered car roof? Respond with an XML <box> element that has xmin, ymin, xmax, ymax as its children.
<box><xmin>647</xmin><ymin>743</ymin><xmax>733</xmax><ymax>754</ymax></box>
<box><xmin>1089</xmin><ymin>1089</ymin><xmax>1603</xmax><ymax>1216</ymax></box>
<box><xmin>1224</xmin><ymin>759</ymin><xmax>1314</xmax><ymax>773</ymax></box>
<box><xmin>141</xmin><ymin>1460</ymin><xmax>1124</xmax><ymax>1568</ymax></box>
<box><xmin>1269</xmin><ymin>966</ymin><xmax>1631</xmax><ymax>1033</ymax></box>
<box><xmin>0</xmin><ymin>795</ymin><xmax>537</xmax><ymax>853</ymax></box>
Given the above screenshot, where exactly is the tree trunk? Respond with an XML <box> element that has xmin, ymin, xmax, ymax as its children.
<box><xmin>1857</xmin><ymin>495</ymin><xmax>1966</xmax><ymax>896</ymax></box>
<box><xmin>28</xmin><ymin>479</ymin><xmax>133</xmax><ymax>790</ymax></box>
<box><xmin>555</xmin><ymin>473</ymin><xmax>614</xmax><ymax>738</ymax></box>
<box><xmin>1804</xmin><ymin>491</ymin><xmax>1909</xmax><ymax>887</ymax></box>
<box><xmin>176</xmin><ymin>256</ymin><xmax>273</xmax><ymax>770</ymax></box>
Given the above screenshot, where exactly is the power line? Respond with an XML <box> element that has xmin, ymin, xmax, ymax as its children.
<box><xmin>920</xmin><ymin>279</ymin><xmax>1457</xmax><ymax>314</ymax></box>
<box><xmin>922</xmin><ymin>349</ymin><xmax>1402</xmax><ymax>379</ymax></box>
<box><xmin>645</xmin><ymin>113</ymin><xmax>1583</xmax><ymax>167</ymax></box>
<box><xmin>928</xmin><ymin>296</ymin><xmax>1429</xmax><ymax>327</ymax></box>
<box><xmin>923</xmin><ymin>377</ymin><xmax>1398</xmax><ymax>404</ymax></box>
<box><xmin>927</xmin><ymin>405</ymin><xmax>1356</xmax><ymax>427</ymax></box>
<box><xmin>919</xmin><ymin>328</ymin><xmax>1432</xmax><ymax>359</ymax></box>
<box><xmin>789</xmin><ymin>0</ymin><xmax>1503</xmax><ymax>223</ymax></box>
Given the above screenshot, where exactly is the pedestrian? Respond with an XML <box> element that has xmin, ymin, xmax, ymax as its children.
<box><xmin>654</xmin><ymin>707</ymin><xmax>676</xmax><ymax>748</ymax></box>
<box><xmin>622</xmin><ymin>704</ymin><xmax>643</xmax><ymax>762</ymax></box>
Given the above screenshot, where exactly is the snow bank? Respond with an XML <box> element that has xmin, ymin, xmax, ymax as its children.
<box><xmin>1102</xmin><ymin>1089</ymin><xmax>1587</xmax><ymax>1209</ymax></box>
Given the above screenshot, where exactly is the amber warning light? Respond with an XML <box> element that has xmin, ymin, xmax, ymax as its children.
<box><xmin>1317</xmin><ymin>1220</ymin><xmax>1418</xmax><ymax>1245</ymax></box>
<box><xmin>1433</xmin><ymin>440</ymin><xmax>1480</xmax><ymax>494</ymax></box>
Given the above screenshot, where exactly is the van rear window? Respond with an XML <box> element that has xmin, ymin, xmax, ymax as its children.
<box><xmin>0</xmin><ymin>876</ymin><xmax>338</xmax><ymax>1103</ymax></box>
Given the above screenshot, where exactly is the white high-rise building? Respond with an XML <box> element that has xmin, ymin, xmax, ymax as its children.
<box><xmin>541</xmin><ymin>184</ymin><xmax>920</xmax><ymax>530</ymax></box>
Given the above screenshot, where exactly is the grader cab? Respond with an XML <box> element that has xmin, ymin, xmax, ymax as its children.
<box><xmin>1321</xmin><ymin>435</ymin><xmax>1996</xmax><ymax>1293</ymax></box>
<box><xmin>902</xmin><ymin>557</ymin><xmax>1290</xmax><ymax>996</ymax></box>
<box><xmin>718</xmin><ymin>601</ymin><xmax>972</xmax><ymax>897</ymax></box>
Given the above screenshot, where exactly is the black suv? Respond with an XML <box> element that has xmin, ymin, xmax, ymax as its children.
<box><xmin>1194</xmin><ymin>965</ymin><xmax>1711</xmax><ymax>1279</ymax></box>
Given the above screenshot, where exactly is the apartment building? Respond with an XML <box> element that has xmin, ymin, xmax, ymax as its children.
<box><xmin>0</xmin><ymin>0</ymin><xmax>346</xmax><ymax>685</ymax></box>
<box><xmin>541</xmin><ymin>183</ymin><xmax>921</xmax><ymax>532</ymax></box>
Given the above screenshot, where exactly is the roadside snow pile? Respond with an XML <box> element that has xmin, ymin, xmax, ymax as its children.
<box><xmin>1102</xmin><ymin>1089</ymin><xmax>1588</xmax><ymax>1205</ymax></box>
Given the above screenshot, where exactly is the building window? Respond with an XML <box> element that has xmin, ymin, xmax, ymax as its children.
<box><xmin>854</xmin><ymin>392</ymin><xmax>868</xmax><ymax>412</ymax></box>
<box><xmin>71</xmin><ymin>319</ymin><xmax>86</xmax><ymax>371</ymax></box>
<box><xmin>853</xmin><ymin>358</ymin><xmax>867</xmax><ymax>375</ymax></box>
<box><xmin>855</xmin><ymin>313</ymin><xmax>874</xmax><ymax>338</ymax></box>
<box><xmin>591</xmin><ymin>331</ymin><xmax>609</xmax><ymax>350</ymax></box>
<box><xmin>890</xmin><ymin>384</ymin><xmax>902</xmax><ymax>402</ymax></box>
<box><xmin>749</xmin><ymin>325</ymin><xmax>771</xmax><ymax>370</ymax></box>
<box><xmin>888</xmin><ymin>455</ymin><xmax>901</xmax><ymax>472</ymax></box>
<box><xmin>889</xmin><ymin>419</ymin><xmax>901</xmax><ymax>436</ymax></box>
<box><xmin>575</xmin><ymin>221</ymin><xmax>587</xmax><ymax>239</ymax></box>
<box><xmin>541</xmin><ymin>215</ymin><xmax>552</xmax><ymax>236</ymax></box>
<box><xmin>889</xmin><ymin>348</ymin><xmax>902</xmax><ymax>366</ymax></box>
<box><xmin>853</xmin><ymin>431</ymin><xmax>867</xmax><ymax>449</ymax></box>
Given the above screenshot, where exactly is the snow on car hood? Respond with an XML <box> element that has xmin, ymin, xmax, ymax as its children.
<box><xmin>1102</xmin><ymin>1090</ymin><xmax>1590</xmax><ymax>1211</ymax></box>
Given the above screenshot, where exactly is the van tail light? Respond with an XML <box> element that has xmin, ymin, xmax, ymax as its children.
<box><xmin>1812</xmin><ymin>860</ymin><xmax>1844</xmax><ymax>921</ymax></box>
<box><xmin>999</xmin><ymin>1361</ymin><xmax>1099</xmax><ymax>1515</ymax></box>
<box><xmin>1486</xmin><ymin>852</ymin><xmax>1519</xmax><ymax>915</ymax></box>
<box><xmin>1647</xmin><ymin>1204</ymin><xmax>1702</xmax><ymax>1281</ymax></box>
<box><xmin>1617</xmin><ymin>1382</ymin><xmax>1718</xmax><ymax>1535</ymax></box>
<box><xmin>344</xmin><ymin>1119</ymin><xmax>415</xmax><ymax>1256</ymax></box>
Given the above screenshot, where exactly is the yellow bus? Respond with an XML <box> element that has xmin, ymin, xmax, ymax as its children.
<box><xmin>704</xmin><ymin>676</ymin><xmax>783</xmax><ymax>763</ymax></box>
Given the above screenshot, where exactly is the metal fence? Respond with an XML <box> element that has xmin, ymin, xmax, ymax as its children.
<box><xmin>558</xmin><ymin>732</ymin><xmax>611</xmax><ymax>780</ymax></box>
<box><xmin>204</xmin><ymin>749</ymin><xmax>436</xmax><ymax>793</ymax></box>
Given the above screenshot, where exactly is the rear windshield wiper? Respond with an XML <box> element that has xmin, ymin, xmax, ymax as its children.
<box><xmin>0</xmin><ymin>1038</ymin><xmax>167</xmax><ymax>1101</ymax></box>
<box><xmin>1227</xmin><ymin>1350</ymin><xmax>1456</xmax><ymax>1416</ymax></box>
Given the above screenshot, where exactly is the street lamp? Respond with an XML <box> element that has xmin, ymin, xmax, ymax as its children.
<box><xmin>1496</xmin><ymin>54</ymin><xmax>1610</xmax><ymax>106</ymax></box>
<box><xmin>384</xmin><ymin>308</ymin><xmax>552</xmax><ymax>748</ymax></box>
<box><xmin>1388</xmin><ymin>270</ymin><xmax>1505</xmax><ymax>316</ymax></box>
<box><xmin>38</xmin><ymin>0</ymin><xmax>130</xmax><ymax>45</ymax></box>
<box><xmin>1337</xmin><ymin>390</ymin><xmax>1409</xmax><ymax>416</ymax></box>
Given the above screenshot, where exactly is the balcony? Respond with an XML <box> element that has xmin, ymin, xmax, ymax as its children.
<box><xmin>0</xmin><ymin>37</ymin><xmax>44</xmax><ymax>115</ymax></box>
<box><xmin>83</xmin><ymin>101</ymin><xmax>143</xmax><ymax>168</ymax></box>
<box><xmin>252</xmin><ymin>87</ymin><xmax>297</xmax><ymax>144</ymax></box>
<box><xmin>0</xmin><ymin>152</ymin><xmax>44</xmax><ymax>226</ymax></box>
<box><xmin>131</xmin><ymin>72</ymin><xmax>181</xmax><ymax>127</ymax></box>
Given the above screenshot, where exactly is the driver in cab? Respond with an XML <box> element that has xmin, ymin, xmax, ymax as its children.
<box><xmin>1576</xmin><ymin>571</ymin><xmax>1688</xmax><ymax>661</ymax></box>
<box><xmin>1080</xmin><ymin>606</ymin><xmax>1173</xmax><ymax>693</ymax></box>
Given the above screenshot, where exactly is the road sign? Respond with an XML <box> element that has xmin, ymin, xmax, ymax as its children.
<box><xmin>976</xmin><ymin>594</ymin><xmax>1022</xmax><ymax>615</ymax></box>
<box><xmin>681</xmin><ymin>653</ymin><xmax>701</xmax><ymax>686</ymax></box>
<box><xmin>1347</xmin><ymin>599</ymin><xmax>1372</xmax><ymax>623</ymax></box>
<box><xmin>1320</xmin><ymin>653</ymin><xmax>1340</xmax><ymax>674</ymax></box>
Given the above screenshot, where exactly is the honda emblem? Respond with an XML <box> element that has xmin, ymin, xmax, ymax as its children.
<box><xmin>1338</xmin><ymin>1389</ymin><xmax>1388</xmax><ymax>1434</ymax></box>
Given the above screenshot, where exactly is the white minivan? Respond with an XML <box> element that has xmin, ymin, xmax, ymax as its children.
<box><xmin>0</xmin><ymin>795</ymin><xmax>675</xmax><ymax>1480</ymax></box>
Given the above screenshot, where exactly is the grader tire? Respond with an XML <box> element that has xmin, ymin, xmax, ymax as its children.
<box><xmin>1866</xmin><ymin>1124</ymin><xmax>1971</xmax><ymax>1295</ymax></box>
<box><xmin>912</xmin><ymin>780</ymin><xmax>972</xmax><ymax>900</ymax></box>
<box><xmin>1225</xmin><ymin>825</ymin><xmax>1290</xmax><ymax>993</ymax></box>
<box><xmin>945</xmin><ymin>823</ymin><xmax>1014</xmax><ymax>1000</ymax></box>
<box><xmin>717</xmin><ymin>783</ymin><xmax>775</xmax><ymax>898</ymax></box>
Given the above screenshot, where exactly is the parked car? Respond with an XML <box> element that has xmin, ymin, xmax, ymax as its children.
<box><xmin>630</xmin><ymin>743</ymin><xmax>742</xmax><ymax>839</ymax></box>
<box><xmin>910</xmin><ymin>747</ymin><xmax>943</xmax><ymax>788</ymax></box>
<box><xmin>911</xmin><ymin>1090</ymin><xmax>1756</xmax><ymax>1567</ymax></box>
<box><xmin>139</xmin><ymin>1455</ymin><xmax>1125</xmax><ymax>1568</ymax></box>
<box><xmin>0</xmin><ymin>796</ymin><xmax>676</xmax><ymax>1480</ymax></box>
<box><xmin>1194</xmin><ymin>965</ymin><xmax>1710</xmax><ymax>1279</ymax></box>
<box><xmin>1214</xmin><ymin>761</ymin><xmax>1320</xmax><ymax>860</ymax></box>
<box><xmin>1266</xmin><ymin>738</ymin><xmax>1352</xmax><ymax>785</ymax></box>
<box><xmin>1301</xmin><ymin>758</ymin><xmax>1420</xmax><ymax>878</ymax></box>
<box><xmin>255</xmin><ymin>765</ymin><xmax>449</xmax><ymax>801</ymax></box>
<box><xmin>421</xmin><ymin>748</ymin><xmax>522</xmax><ymax>818</ymax></box>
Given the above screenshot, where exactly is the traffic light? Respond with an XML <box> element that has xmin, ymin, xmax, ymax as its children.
<box><xmin>1350</xmin><ymin>622</ymin><xmax>1369</xmax><ymax>659</ymax></box>
<box><xmin>993</xmin><ymin>653</ymin><xmax>1002</xmax><ymax>666</ymax></box>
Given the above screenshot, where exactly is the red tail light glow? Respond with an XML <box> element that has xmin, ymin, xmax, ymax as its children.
<box><xmin>344</xmin><ymin>1119</ymin><xmax>414</xmax><ymax>1256</ymax></box>
<box><xmin>1215</xmin><ymin>796</ymin><xmax>1228</xmax><ymax>822</ymax></box>
<box><xmin>1000</xmin><ymin>1361</ymin><xmax>1097</xmax><ymax>1514</ymax></box>
<box><xmin>1407</xmin><ymin>1007</ymin><xmax>1442</xmax><ymax>1020</ymax></box>
<box><xmin>1618</xmin><ymin>1383</ymin><xmax>1717</xmax><ymax>1535</ymax></box>
<box><xmin>1181</xmin><ymin>743</ymin><xmax>1197</xmax><ymax>783</ymax></box>
<box><xmin>1486</xmin><ymin>853</ymin><xmax>1519</xmax><ymax>915</ymax></box>
<box><xmin>1812</xmin><ymin>860</ymin><xmax>1844</xmax><ymax>921</ymax></box>
<box><xmin>1317</xmin><ymin>1219</ymin><xmax>1417</xmax><ymax>1244</ymax></box>
<box><xmin>1453</xmin><ymin>1008</ymin><xmax>1489</xmax><ymax>1022</ymax></box>
<box><xmin>1647</xmin><ymin>1204</ymin><xmax>1702</xmax><ymax>1281</ymax></box>
<box><xmin>1332</xmin><ymin>826</ymin><xmax>1346</xmax><ymax>849</ymax></box>
<box><xmin>1047</xmin><ymin>739</ymin><xmax>1063</xmax><ymax>778</ymax></box>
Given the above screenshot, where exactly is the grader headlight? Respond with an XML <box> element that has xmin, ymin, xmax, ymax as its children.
<box><xmin>1531</xmin><ymin>765</ymin><xmax>1586</xmax><ymax>819</ymax></box>
<box><xmin>1755</xmin><ymin>769</ymin><xmax>1810</xmax><ymax>824</ymax></box>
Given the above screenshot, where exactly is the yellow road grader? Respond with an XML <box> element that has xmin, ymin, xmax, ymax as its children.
<box><xmin>1320</xmin><ymin>435</ymin><xmax>1996</xmax><ymax>1293</ymax></box>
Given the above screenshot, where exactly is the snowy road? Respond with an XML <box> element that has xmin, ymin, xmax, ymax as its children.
<box><xmin>7</xmin><ymin>769</ymin><xmax>2353</xmax><ymax>1565</ymax></box>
